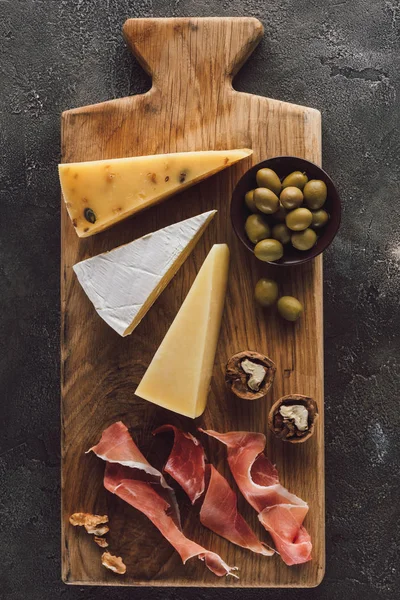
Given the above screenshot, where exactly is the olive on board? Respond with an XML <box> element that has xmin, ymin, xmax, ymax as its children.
<box><xmin>256</xmin><ymin>168</ymin><xmax>282</xmax><ymax>196</ymax></box>
<box><xmin>280</xmin><ymin>186</ymin><xmax>304</xmax><ymax>210</ymax></box>
<box><xmin>245</xmin><ymin>214</ymin><xmax>271</xmax><ymax>244</ymax></box>
<box><xmin>245</xmin><ymin>189</ymin><xmax>258</xmax><ymax>213</ymax></box>
<box><xmin>311</xmin><ymin>209</ymin><xmax>329</xmax><ymax>229</ymax></box>
<box><xmin>254</xmin><ymin>278</ymin><xmax>279</xmax><ymax>307</ymax></box>
<box><xmin>291</xmin><ymin>228</ymin><xmax>317</xmax><ymax>251</ymax></box>
<box><xmin>254</xmin><ymin>188</ymin><xmax>280</xmax><ymax>215</ymax></box>
<box><xmin>272</xmin><ymin>223</ymin><xmax>291</xmax><ymax>245</ymax></box>
<box><xmin>277</xmin><ymin>296</ymin><xmax>304</xmax><ymax>321</ymax></box>
<box><xmin>303</xmin><ymin>179</ymin><xmax>327</xmax><ymax>210</ymax></box>
<box><xmin>286</xmin><ymin>207</ymin><xmax>313</xmax><ymax>231</ymax></box>
<box><xmin>271</xmin><ymin>203</ymin><xmax>288</xmax><ymax>223</ymax></box>
<box><xmin>254</xmin><ymin>238</ymin><xmax>284</xmax><ymax>262</ymax></box>
<box><xmin>282</xmin><ymin>171</ymin><xmax>308</xmax><ymax>190</ymax></box>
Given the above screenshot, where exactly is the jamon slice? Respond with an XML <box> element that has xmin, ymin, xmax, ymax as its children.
<box><xmin>200</xmin><ymin>465</ymin><xmax>274</xmax><ymax>556</ymax></box>
<box><xmin>154</xmin><ymin>425</ymin><xmax>273</xmax><ymax>557</ymax></box>
<box><xmin>200</xmin><ymin>429</ymin><xmax>312</xmax><ymax>566</ymax></box>
<box><xmin>259</xmin><ymin>506</ymin><xmax>313</xmax><ymax>565</ymax></box>
<box><xmin>88</xmin><ymin>421</ymin><xmax>179</xmax><ymax>524</ymax></box>
<box><xmin>153</xmin><ymin>424</ymin><xmax>205</xmax><ymax>504</ymax></box>
<box><xmin>105</xmin><ymin>463</ymin><xmax>237</xmax><ymax>577</ymax></box>
<box><xmin>89</xmin><ymin>422</ymin><xmax>237</xmax><ymax>577</ymax></box>
<box><xmin>88</xmin><ymin>421</ymin><xmax>170</xmax><ymax>487</ymax></box>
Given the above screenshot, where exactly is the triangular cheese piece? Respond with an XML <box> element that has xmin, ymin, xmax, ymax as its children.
<box><xmin>73</xmin><ymin>210</ymin><xmax>217</xmax><ymax>336</ymax></box>
<box><xmin>135</xmin><ymin>244</ymin><xmax>230</xmax><ymax>418</ymax></box>
<box><xmin>59</xmin><ymin>149</ymin><xmax>252</xmax><ymax>237</ymax></box>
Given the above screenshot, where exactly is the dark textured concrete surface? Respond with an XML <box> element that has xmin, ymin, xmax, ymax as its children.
<box><xmin>1</xmin><ymin>0</ymin><xmax>399</xmax><ymax>599</ymax></box>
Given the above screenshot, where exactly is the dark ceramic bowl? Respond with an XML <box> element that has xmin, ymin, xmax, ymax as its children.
<box><xmin>231</xmin><ymin>156</ymin><xmax>341</xmax><ymax>266</ymax></box>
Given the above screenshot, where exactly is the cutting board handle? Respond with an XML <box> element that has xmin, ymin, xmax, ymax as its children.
<box><xmin>123</xmin><ymin>17</ymin><xmax>264</xmax><ymax>93</ymax></box>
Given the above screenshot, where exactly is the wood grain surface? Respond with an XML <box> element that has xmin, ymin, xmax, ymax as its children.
<box><xmin>61</xmin><ymin>17</ymin><xmax>324</xmax><ymax>588</ymax></box>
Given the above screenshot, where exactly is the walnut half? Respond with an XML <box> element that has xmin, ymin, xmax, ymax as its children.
<box><xmin>69</xmin><ymin>513</ymin><xmax>108</xmax><ymax>528</ymax></box>
<box><xmin>101</xmin><ymin>552</ymin><xmax>127</xmax><ymax>575</ymax></box>
<box><xmin>225</xmin><ymin>351</ymin><xmax>276</xmax><ymax>400</ymax></box>
<box><xmin>268</xmin><ymin>394</ymin><xmax>318</xmax><ymax>443</ymax></box>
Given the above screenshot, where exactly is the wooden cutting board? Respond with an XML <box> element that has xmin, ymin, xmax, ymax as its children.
<box><xmin>61</xmin><ymin>17</ymin><xmax>324</xmax><ymax>588</ymax></box>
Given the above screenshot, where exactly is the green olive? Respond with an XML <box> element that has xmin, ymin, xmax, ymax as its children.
<box><xmin>291</xmin><ymin>228</ymin><xmax>317</xmax><ymax>251</ymax></box>
<box><xmin>271</xmin><ymin>203</ymin><xmax>288</xmax><ymax>223</ymax></box>
<box><xmin>311</xmin><ymin>209</ymin><xmax>329</xmax><ymax>229</ymax></box>
<box><xmin>256</xmin><ymin>168</ymin><xmax>281</xmax><ymax>196</ymax></box>
<box><xmin>277</xmin><ymin>296</ymin><xmax>304</xmax><ymax>322</ymax></box>
<box><xmin>245</xmin><ymin>214</ymin><xmax>271</xmax><ymax>244</ymax></box>
<box><xmin>282</xmin><ymin>171</ymin><xmax>308</xmax><ymax>190</ymax></box>
<box><xmin>280</xmin><ymin>186</ymin><xmax>304</xmax><ymax>210</ymax></box>
<box><xmin>286</xmin><ymin>207</ymin><xmax>313</xmax><ymax>231</ymax></box>
<box><xmin>245</xmin><ymin>189</ymin><xmax>258</xmax><ymax>213</ymax></box>
<box><xmin>254</xmin><ymin>238</ymin><xmax>284</xmax><ymax>262</ymax></box>
<box><xmin>254</xmin><ymin>188</ymin><xmax>280</xmax><ymax>214</ymax></box>
<box><xmin>303</xmin><ymin>179</ymin><xmax>327</xmax><ymax>210</ymax></box>
<box><xmin>272</xmin><ymin>223</ymin><xmax>291</xmax><ymax>245</ymax></box>
<box><xmin>254</xmin><ymin>278</ymin><xmax>279</xmax><ymax>307</ymax></box>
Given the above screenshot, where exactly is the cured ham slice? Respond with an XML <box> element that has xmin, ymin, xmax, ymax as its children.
<box><xmin>200</xmin><ymin>429</ymin><xmax>312</xmax><ymax>566</ymax></box>
<box><xmin>201</xmin><ymin>465</ymin><xmax>274</xmax><ymax>556</ymax></box>
<box><xmin>89</xmin><ymin>422</ymin><xmax>237</xmax><ymax>578</ymax></box>
<box><xmin>88</xmin><ymin>421</ymin><xmax>180</xmax><ymax>524</ymax></box>
<box><xmin>154</xmin><ymin>424</ymin><xmax>273</xmax><ymax>557</ymax></box>
<box><xmin>259</xmin><ymin>506</ymin><xmax>312</xmax><ymax>565</ymax></box>
<box><xmin>105</xmin><ymin>463</ymin><xmax>237</xmax><ymax>577</ymax></box>
<box><xmin>88</xmin><ymin>421</ymin><xmax>171</xmax><ymax>487</ymax></box>
<box><xmin>153</xmin><ymin>424</ymin><xmax>205</xmax><ymax>504</ymax></box>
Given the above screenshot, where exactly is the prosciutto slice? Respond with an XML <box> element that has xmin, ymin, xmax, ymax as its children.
<box><xmin>201</xmin><ymin>465</ymin><xmax>274</xmax><ymax>556</ymax></box>
<box><xmin>88</xmin><ymin>420</ymin><xmax>180</xmax><ymax>524</ymax></box>
<box><xmin>153</xmin><ymin>424</ymin><xmax>205</xmax><ymax>504</ymax></box>
<box><xmin>154</xmin><ymin>424</ymin><xmax>273</xmax><ymax>557</ymax></box>
<box><xmin>89</xmin><ymin>422</ymin><xmax>237</xmax><ymax>578</ymax></box>
<box><xmin>88</xmin><ymin>421</ymin><xmax>171</xmax><ymax>487</ymax></box>
<box><xmin>200</xmin><ymin>429</ymin><xmax>312</xmax><ymax>566</ymax></box>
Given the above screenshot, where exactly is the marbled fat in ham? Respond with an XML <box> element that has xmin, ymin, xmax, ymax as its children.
<box><xmin>200</xmin><ymin>429</ymin><xmax>312</xmax><ymax>566</ymax></box>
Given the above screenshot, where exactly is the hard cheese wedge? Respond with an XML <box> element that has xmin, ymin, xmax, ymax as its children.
<box><xmin>59</xmin><ymin>149</ymin><xmax>252</xmax><ymax>237</ymax></box>
<box><xmin>73</xmin><ymin>210</ymin><xmax>216</xmax><ymax>336</ymax></box>
<box><xmin>135</xmin><ymin>244</ymin><xmax>230</xmax><ymax>418</ymax></box>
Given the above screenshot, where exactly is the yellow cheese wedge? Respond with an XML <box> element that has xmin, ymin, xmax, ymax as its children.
<box><xmin>135</xmin><ymin>244</ymin><xmax>230</xmax><ymax>418</ymax></box>
<box><xmin>59</xmin><ymin>149</ymin><xmax>252</xmax><ymax>237</ymax></box>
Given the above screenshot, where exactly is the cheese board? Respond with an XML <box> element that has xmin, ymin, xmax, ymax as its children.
<box><xmin>61</xmin><ymin>17</ymin><xmax>324</xmax><ymax>587</ymax></box>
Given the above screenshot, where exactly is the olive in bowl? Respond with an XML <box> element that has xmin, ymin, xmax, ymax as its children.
<box><xmin>230</xmin><ymin>156</ymin><xmax>341</xmax><ymax>266</ymax></box>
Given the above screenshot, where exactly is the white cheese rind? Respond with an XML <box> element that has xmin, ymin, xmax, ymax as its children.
<box><xmin>135</xmin><ymin>244</ymin><xmax>230</xmax><ymax>418</ymax></box>
<box><xmin>73</xmin><ymin>210</ymin><xmax>216</xmax><ymax>336</ymax></box>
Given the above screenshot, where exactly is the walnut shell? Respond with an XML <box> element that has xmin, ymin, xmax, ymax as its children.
<box><xmin>268</xmin><ymin>394</ymin><xmax>318</xmax><ymax>443</ymax></box>
<box><xmin>225</xmin><ymin>351</ymin><xmax>276</xmax><ymax>400</ymax></box>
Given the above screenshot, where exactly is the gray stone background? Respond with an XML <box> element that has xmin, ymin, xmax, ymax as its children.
<box><xmin>1</xmin><ymin>0</ymin><xmax>399</xmax><ymax>599</ymax></box>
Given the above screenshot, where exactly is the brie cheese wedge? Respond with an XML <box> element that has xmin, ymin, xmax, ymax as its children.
<box><xmin>73</xmin><ymin>210</ymin><xmax>216</xmax><ymax>336</ymax></box>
